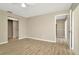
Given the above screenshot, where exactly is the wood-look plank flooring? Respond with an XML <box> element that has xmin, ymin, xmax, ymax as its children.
<box><xmin>0</xmin><ymin>38</ymin><xmax>74</xmax><ymax>55</ymax></box>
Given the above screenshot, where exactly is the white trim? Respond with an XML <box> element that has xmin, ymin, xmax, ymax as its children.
<box><xmin>55</xmin><ymin>14</ymin><xmax>69</xmax><ymax>17</ymax></box>
<box><xmin>0</xmin><ymin>41</ymin><xmax>8</xmax><ymax>44</ymax></box>
<box><xmin>8</xmin><ymin>17</ymin><xmax>18</xmax><ymax>21</ymax></box>
<box><xmin>19</xmin><ymin>37</ymin><xmax>27</xmax><ymax>40</ymax></box>
<box><xmin>55</xmin><ymin>16</ymin><xmax>57</xmax><ymax>42</ymax></box>
<box><xmin>69</xmin><ymin>10</ymin><xmax>72</xmax><ymax>49</ymax></box>
<box><xmin>65</xmin><ymin>19</ymin><xmax>67</xmax><ymax>39</ymax></box>
<box><xmin>72</xmin><ymin>10</ymin><xmax>74</xmax><ymax>50</ymax></box>
<box><xmin>26</xmin><ymin>37</ymin><xmax>56</xmax><ymax>43</ymax></box>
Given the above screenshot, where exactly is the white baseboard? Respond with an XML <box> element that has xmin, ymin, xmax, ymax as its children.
<box><xmin>0</xmin><ymin>41</ymin><xmax>8</xmax><ymax>44</ymax></box>
<box><xmin>26</xmin><ymin>37</ymin><xmax>56</xmax><ymax>43</ymax></box>
<box><xmin>19</xmin><ymin>37</ymin><xmax>28</xmax><ymax>40</ymax></box>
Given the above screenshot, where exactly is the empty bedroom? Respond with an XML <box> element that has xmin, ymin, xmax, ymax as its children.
<box><xmin>0</xmin><ymin>3</ymin><xmax>79</xmax><ymax>55</ymax></box>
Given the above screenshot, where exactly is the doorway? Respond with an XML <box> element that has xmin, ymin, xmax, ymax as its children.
<box><xmin>8</xmin><ymin>20</ymin><xmax>13</xmax><ymax>40</ymax></box>
<box><xmin>8</xmin><ymin>18</ymin><xmax>19</xmax><ymax>42</ymax></box>
<box><xmin>55</xmin><ymin>14</ymin><xmax>69</xmax><ymax>44</ymax></box>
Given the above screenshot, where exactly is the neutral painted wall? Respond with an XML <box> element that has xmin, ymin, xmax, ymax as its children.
<box><xmin>70</xmin><ymin>3</ymin><xmax>79</xmax><ymax>51</ymax></box>
<box><xmin>0</xmin><ymin>10</ymin><xmax>27</xmax><ymax>44</ymax></box>
<box><xmin>0</xmin><ymin>9</ymin><xmax>69</xmax><ymax>44</ymax></box>
<box><xmin>19</xmin><ymin>18</ymin><xmax>27</xmax><ymax>39</ymax></box>
<box><xmin>65</xmin><ymin>15</ymin><xmax>70</xmax><ymax>47</ymax></box>
<box><xmin>0</xmin><ymin>10</ymin><xmax>8</xmax><ymax>44</ymax></box>
<box><xmin>27</xmin><ymin>10</ymin><xmax>69</xmax><ymax>42</ymax></box>
<box><xmin>18</xmin><ymin>18</ymin><xmax>27</xmax><ymax>39</ymax></box>
<box><xmin>8</xmin><ymin>13</ymin><xmax>27</xmax><ymax>39</ymax></box>
<box><xmin>72</xmin><ymin>5</ymin><xmax>79</xmax><ymax>54</ymax></box>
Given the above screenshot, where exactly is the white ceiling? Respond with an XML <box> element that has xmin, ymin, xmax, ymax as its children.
<box><xmin>0</xmin><ymin>3</ymin><xmax>72</xmax><ymax>17</ymax></box>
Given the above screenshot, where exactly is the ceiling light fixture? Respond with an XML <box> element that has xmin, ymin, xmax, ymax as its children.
<box><xmin>21</xmin><ymin>3</ymin><xmax>26</xmax><ymax>7</ymax></box>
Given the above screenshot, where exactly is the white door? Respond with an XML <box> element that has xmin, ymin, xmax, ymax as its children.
<box><xmin>13</xmin><ymin>21</ymin><xmax>19</xmax><ymax>39</ymax></box>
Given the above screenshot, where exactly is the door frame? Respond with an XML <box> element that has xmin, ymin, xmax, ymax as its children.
<box><xmin>8</xmin><ymin>17</ymin><xmax>19</xmax><ymax>40</ymax></box>
<box><xmin>55</xmin><ymin>14</ymin><xmax>69</xmax><ymax>42</ymax></box>
<box><xmin>70</xmin><ymin>9</ymin><xmax>74</xmax><ymax>50</ymax></box>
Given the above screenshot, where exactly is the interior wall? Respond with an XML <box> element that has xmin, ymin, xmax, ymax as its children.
<box><xmin>0</xmin><ymin>9</ymin><xmax>69</xmax><ymax>44</ymax></box>
<box><xmin>27</xmin><ymin>10</ymin><xmax>69</xmax><ymax>42</ymax></box>
<box><xmin>19</xmin><ymin>18</ymin><xmax>27</xmax><ymax>39</ymax></box>
<box><xmin>0</xmin><ymin>10</ymin><xmax>27</xmax><ymax>44</ymax></box>
<box><xmin>0</xmin><ymin>10</ymin><xmax>8</xmax><ymax>44</ymax></box>
<box><xmin>8</xmin><ymin>13</ymin><xmax>27</xmax><ymax>39</ymax></box>
<box><xmin>65</xmin><ymin>15</ymin><xmax>70</xmax><ymax>47</ymax></box>
<box><xmin>72</xmin><ymin>5</ymin><xmax>79</xmax><ymax>54</ymax></box>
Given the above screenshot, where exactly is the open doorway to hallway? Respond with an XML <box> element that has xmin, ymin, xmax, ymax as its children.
<box><xmin>8</xmin><ymin>18</ymin><xmax>19</xmax><ymax>42</ymax></box>
<box><xmin>55</xmin><ymin>14</ymin><xmax>71</xmax><ymax>46</ymax></box>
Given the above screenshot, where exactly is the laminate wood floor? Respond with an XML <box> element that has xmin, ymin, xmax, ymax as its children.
<box><xmin>0</xmin><ymin>38</ymin><xmax>74</xmax><ymax>55</ymax></box>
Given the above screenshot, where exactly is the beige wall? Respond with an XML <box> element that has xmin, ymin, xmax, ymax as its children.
<box><xmin>0</xmin><ymin>9</ymin><xmax>69</xmax><ymax>44</ymax></box>
<box><xmin>8</xmin><ymin>13</ymin><xmax>27</xmax><ymax>39</ymax></box>
<box><xmin>0</xmin><ymin>10</ymin><xmax>27</xmax><ymax>44</ymax></box>
<box><xmin>27</xmin><ymin>10</ymin><xmax>69</xmax><ymax>42</ymax></box>
<box><xmin>19</xmin><ymin>18</ymin><xmax>27</xmax><ymax>39</ymax></box>
<box><xmin>72</xmin><ymin>5</ymin><xmax>79</xmax><ymax>54</ymax></box>
<box><xmin>66</xmin><ymin>15</ymin><xmax>70</xmax><ymax>47</ymax></box>
<box><xmin>0</xmin><ymin>10</ymin><xmax>8</xmax><ymax>44</ymax></box>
